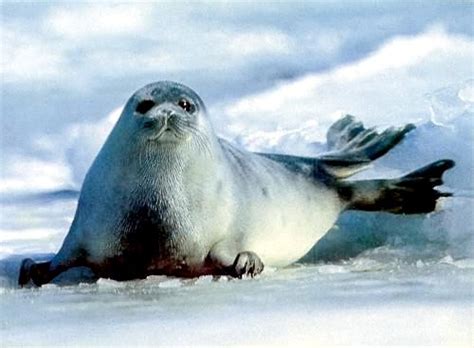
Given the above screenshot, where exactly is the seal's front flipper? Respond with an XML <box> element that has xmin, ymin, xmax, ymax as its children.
<box><xmin>18</xmin><ymin>258</ymin><xmax>35</xmax><ymax>287</ymax></box>
<box><xmin>231</xmin><ymin>251</ymin><xmax>264</xmax><ymax>278</ymax></box>
<box><xmin>339</xmin><ymin>159</ymin><xmax>455</xmax><ymax>214</ymax></box>
<box><xmin>207</xmin><ymin>243</ymin><xmax>264</xmax><ymax>278</ymax></box>
<box><xmin>18</xmin><ymin>255</ymin><xmax>83</xmax><ymax>287</ymax></box>
<box><xmin>18</xmin><ymin>259</ymin><xmax>53</xmax><ymax>287</ymax></box>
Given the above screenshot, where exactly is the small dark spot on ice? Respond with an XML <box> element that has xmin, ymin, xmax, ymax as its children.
<box><xmin>262</xmin><ymin>187</ymin><xmax>269</xmax><ymax>197</ymax></box>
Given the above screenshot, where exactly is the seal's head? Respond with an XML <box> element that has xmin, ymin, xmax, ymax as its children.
<box><xmin>120</xmin><ymin>81</ymin><xmax>210</xmax><ymax>146</ymax></box>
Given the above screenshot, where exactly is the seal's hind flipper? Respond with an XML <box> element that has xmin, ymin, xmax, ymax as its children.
<box><xmin>339</xmin><ymin>159</ymin><xmax>455</xmax><ymax>214</ymax></box>
<box><xmin>255</xmin><ymin>115</ymin><xmax>414</xmax><ymax>180</ymax></box>
<box><xmin>320</xmin><ymin>115</ymin><xmax>415</xmax><ymax>178</ymax></box>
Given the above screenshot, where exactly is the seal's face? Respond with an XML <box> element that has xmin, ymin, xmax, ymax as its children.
<box><xmin>128</xmin><ymin>81</ymin><xmax>208</xmax><ymax>144</ymax></box>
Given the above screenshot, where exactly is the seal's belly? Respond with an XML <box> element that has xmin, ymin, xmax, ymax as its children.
<box><xmin>237</xmin><ymin>176</ymin><xmax>342</xmax><ymax>267</ymax></box>
<box><xmin>220</xmin><ymin>144</ymin><xmax>344</xmax><ymax>267</ymax></box>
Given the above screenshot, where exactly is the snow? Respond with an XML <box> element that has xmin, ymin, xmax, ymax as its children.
<box><xmin>1</xmin><ymin>4</ymin><xmax>474</xmax><ymax>346</ymax></box>
<box><xmin>1</xmin><ymin>262</ymin><xmax>472</xmax><ymax>346</ymax></box>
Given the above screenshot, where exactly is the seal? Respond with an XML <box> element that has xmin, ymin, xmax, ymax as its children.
<box><xmin>18</xmin><ymin>81</ymin><xmax>455</xmax><ymax>286</ymax></box>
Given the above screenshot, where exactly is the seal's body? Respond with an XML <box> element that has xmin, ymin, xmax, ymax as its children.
<box><xmin>19</xmin><ymin>81</ymin><xmax>454</xmax><ymax>286</ymax></box>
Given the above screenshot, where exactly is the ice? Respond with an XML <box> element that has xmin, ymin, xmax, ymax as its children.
<box><xmin>0</xmin><ymin>263</ymin><xmax>472</xmax><ymax>346</ymax></box>
<box><xmin>458</xmin><ymin>81</ymin><xmax>474</xmax><ymax>103</ymax></box>
<box><xmin>193</xmin><ymin>275</ymin><xmax>213</xmax><ymax>285</ymax></box>
<box><xmin>427</xmin><ymin>79</ymin><xmax>474</xmax><ymax>126</ymax></box>
<box><xmin>315</xmin><ymin>264</ymin><xmax>349</xmax><ymax>274</ymax></box>
<box><xmin>1</xmin><ymin>26</ymin><xmax>473</xmax><ymax>346</ymax></box>
<box><xmin>157</xmin><ymin>279</ymin><xmax>183</xmax><ymax>289</ymax></box>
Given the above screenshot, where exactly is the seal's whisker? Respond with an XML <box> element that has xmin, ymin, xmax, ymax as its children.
<box><xmin>173</xmin><ymin>119</ymin><xmax>212</xmax><ymax>156</ymax></box>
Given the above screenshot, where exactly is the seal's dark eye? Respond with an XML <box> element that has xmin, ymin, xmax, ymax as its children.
<box><xmin>136</xmin><ymin>100</ymin><xmax>155</xmax><ymax>114</ymax></box>
<box><xmin>178</xmin><ymin>99</ymin><xmax>195</xmax><ymax>113</ymax></box>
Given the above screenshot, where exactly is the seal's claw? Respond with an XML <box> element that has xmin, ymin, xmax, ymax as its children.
<box><xmin>18</xmin><ymin>258</ymin><xmax>36</xmax><ymax>287</ymax></box>
<box><xmin>232</xmin><ymin>251</ymin><xmax>264</xmax><ymax>278</ymax></box>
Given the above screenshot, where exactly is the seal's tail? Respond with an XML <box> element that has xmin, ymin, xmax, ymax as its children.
<box><xmin>338</xmin><ymin>159</ymin><xmax>455</xmax><ymax>214</ymax></box>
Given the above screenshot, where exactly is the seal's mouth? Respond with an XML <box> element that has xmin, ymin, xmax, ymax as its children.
<box><xmin>143</xmin><ymin>118</ymin><xmax>190</xmax><ymax>143</ymax></box>
<box><xmin>146</xmin><ymin>124</ymin><xmax>176</xmax><ymax>141</ymax></box>
<box><xmin>139</xmin><ymin>107</ymin><xmax>195</xmax><ymax>143</ymax></box>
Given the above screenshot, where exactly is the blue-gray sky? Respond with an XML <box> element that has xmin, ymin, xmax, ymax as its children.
<box><xmin>1</xmin><ymin>1</ymin><xmax>473</xmax><ymax>152</ymax></box>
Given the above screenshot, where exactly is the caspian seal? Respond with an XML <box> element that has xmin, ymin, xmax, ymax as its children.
<box><xmin>19</xmin><ymin>81</ymin><xmax>454</xmax><ymax>286</ymax></box>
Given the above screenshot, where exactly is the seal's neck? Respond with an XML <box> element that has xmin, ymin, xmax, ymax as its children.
<box><xmin>94</xmin><ymin>121</ymin><xmax>220</xmax><ymax>202</ymax></box>
<box><xmin>126</xmin><ymin>140</ymin><xmax>218</xmax><ymax>196</ymax></box>
<box><xmin>139</xmin><ymin>144</ymin><xmax>189</xmax><ymax>178</ymax></box>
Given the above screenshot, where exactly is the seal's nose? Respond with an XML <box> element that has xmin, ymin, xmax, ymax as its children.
<box><xmin>143</xmin><ymin>107</ymin><xmax>175</xmax><ymax>130</ymax></box>
<box><xmin>141</xmin><ymin>102</ymin><xmax>183</xmax><ymax>131</ymax></box>
<box><xmin>149</xmin><ymin>108</ymin><xmax>171</xmax><ymax>119</ymax></box>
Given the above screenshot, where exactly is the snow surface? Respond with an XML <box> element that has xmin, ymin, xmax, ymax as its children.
<box><xmin>1</xmin><ymin>261</ymin><xmax>472</xmax><ymax>346</ymax></box>
<box><xmin>1</xmin><ymin>17</ymin><xmax>474</xmax><ymax>347</ymax></box>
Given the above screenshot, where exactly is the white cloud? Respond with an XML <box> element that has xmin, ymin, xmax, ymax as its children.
<box><xmin>0</xmin><ymin>26</ymin><xmax>66</xmax><ymax>83</ymax></box>
<box><xmin>221</xmin><ymin>28</ymin><xmax>474</xmax><ymax>138</ymax></box>
<box><xmin>1</xmin><ymin>3</ymin><xmax>154</xmax><ymax>86</ymax></box>
<box><xmin>2</xmin><ymin>4</ymin><xmax>295</xmax><ymax>86</ymax></box>
<box><xmin>0</xmin><ymin>156</ymin><xmax>74</xmax><ymax>194</ymax></box>
<box><xmin>331</xmin><ymin>26</ymin><xmax>466</xmax><ymax>81</ymax></box>
<box><xmin>44</xmin><ymin>4</ymin><xmax>153</xmax><ymax>39</ymax></box>
<box><xmin>4</xmin><ymin>3</ymin><xmax>468</xmax><ymax>93</ymax></box>
<box><xmin>225</xmin><ymin>30</ymin><xmax>293</xmax><ymax>57</ymax></box>
<box><xmin>308</xmin><ymin>30</ymin><xmax>345</xmax><ymax>56</ymax></box>
<box><xmin>0</xmin><ymin>106</ymin><xmax>122</xmax><ymax>194</ymax></box>
<box><xmin>62</xmin><ymin>106</ymin><xmax>122</xmax><ymax>184</ymax></box>
<box><xmin>33</xmin><ymin>106</ymin><xmax>123</xmax><ymax>187</ymax></box>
